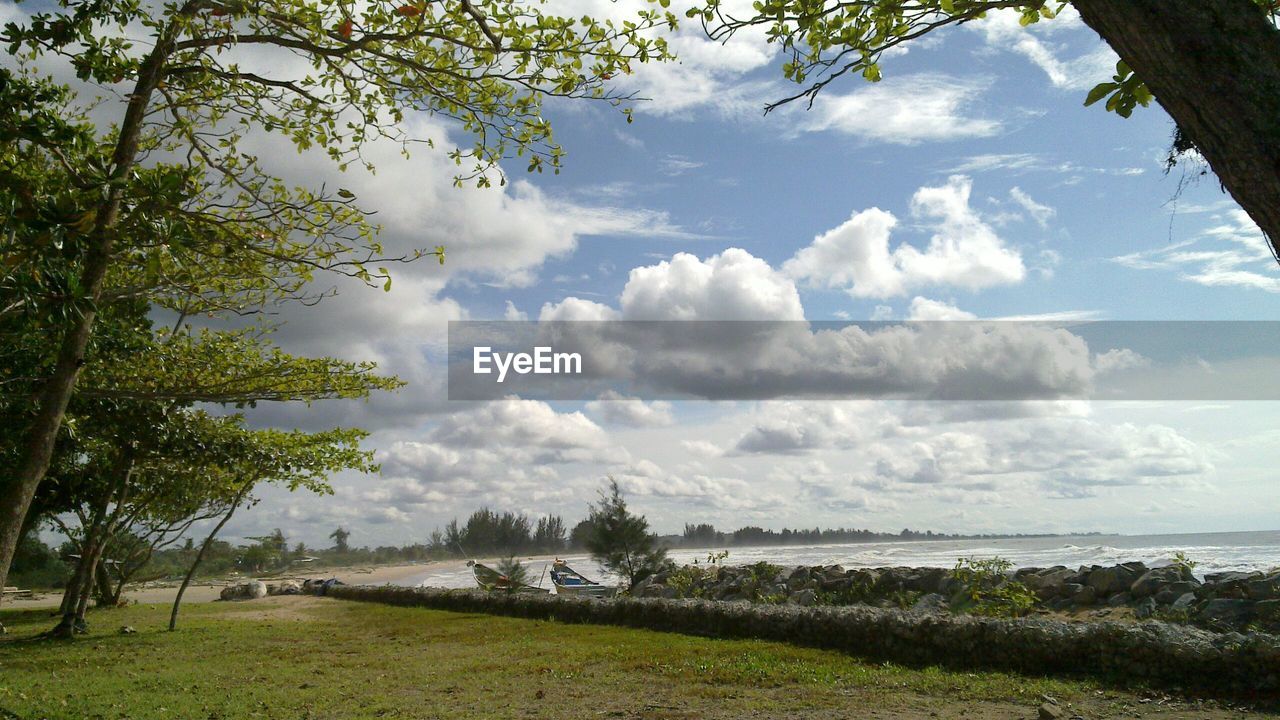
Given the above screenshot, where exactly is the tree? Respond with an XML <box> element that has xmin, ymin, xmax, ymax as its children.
<box><xmin>568</xmin><ymin>518</ymin><xmax>596</xmax><ymax>551</ymax></box>
<box><xmin>0</xmin><ymin>0</ymin><xmax>679</xmax><ymax>598</ymax></box>
<box><xmin>533</xmin><ymin>515</ymin><xmax>567</xmax><ymax>554</ymax></box>
<box><xmin>694</xmin><ymin>0</ymin><xmax>1280</xmax><ymax>259</ymax></box>
<box><xmin>169</xmin><ymin>423</ymin><xmax>377</xmax><ymax>630</ymax></box>
<box><xmin>584</xmin><ymin>478</ymin><xmax>669</xmax><ymax>588</ymax></box>
<box><xmin>329</xmin><ymin>527</ymin><xmax>351</xmax><ymax>554</ymax></box>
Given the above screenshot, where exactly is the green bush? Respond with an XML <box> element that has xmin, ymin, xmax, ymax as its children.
<box><xmin>950</xmin><ymin>557</ymin><xmax>1036</xmax><ymax>618</ymax></box>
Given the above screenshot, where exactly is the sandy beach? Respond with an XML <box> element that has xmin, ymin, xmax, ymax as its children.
<box><xmin>2</xmin><ymin>561</ymin><xmax>438</xmax><ymax>610</ymax></box>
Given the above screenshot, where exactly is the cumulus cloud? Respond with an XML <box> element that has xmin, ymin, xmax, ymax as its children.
<box><xmin>619</xmin><ymin>249</ymin><xmax>805</xmax><ymax>321</ymax></box>
<box><xmin>906</xmin><ymin>297</ymin><xmax>977</xmax><ymax>321</ymax></box>
<box><xmin>585</xmin><ymin>391</ymin><xmax>675</xmax><ymax>427</ymax></box>
<box><xmin>731</xmin><ymin>402</ymin><xmax>879</xmax><ymax>454</ymax></box>
<box><xmin>1094</xmin><ymin>348</ymin><xmax>1151</xmax><ymax>375</ymax></box>
<box><xmin>785</xmin><ymin>176</ymin><xmax>1026</xmax><ymax>299</ymax></box>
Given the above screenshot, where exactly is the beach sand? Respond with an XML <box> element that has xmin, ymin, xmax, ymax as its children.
<box><xmin>2</xmin><ymin>561</ymin><xmax>438</xmax><ymax>611</ymax></box>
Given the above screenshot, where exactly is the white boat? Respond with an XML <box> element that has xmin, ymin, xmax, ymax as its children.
<box><xmin>549</xmin><ymin>560</ymin><xmax>615</xmax><ymax>598</ymax></box>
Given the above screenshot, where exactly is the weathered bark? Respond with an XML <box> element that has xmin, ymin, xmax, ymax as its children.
<box><xmin>49</xmin><ymin>450</ymin><xmax>133</xmax><ymax>637</ymax></box>
<box><xmin>0</xmin><ymin>17</ymin><xmax>187</xmax><ymax>603</ymax></box>
<box><xmin>1073</xmin><ymin>0</ymin><xmax>1280</xmax><ymax>258</ymax></box>
<box><xmin>94</xmin><ymin>557</ymin><xmax>117</xmax><ymax>607</ymax></box>
<box><xmin>170</xmin><ymin>480</ymin><xmax>254</xmax><ymax>631</ymax></box>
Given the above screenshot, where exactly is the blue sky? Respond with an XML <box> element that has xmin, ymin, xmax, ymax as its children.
<box><xmin>246</xmin><ymin>3</ymin><xmax>1280</xmax><ymax>545</ymax></box>
<box><xmin>7</xmin><ymin>0</ymin><xmax>1278</xmax><ymax>546</ymax></box>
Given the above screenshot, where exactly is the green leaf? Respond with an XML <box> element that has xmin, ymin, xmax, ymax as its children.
<box><xmin>1084</xmin><ymin>82</ymin><xmax>1118</xmax><ymax>107</ymax></box>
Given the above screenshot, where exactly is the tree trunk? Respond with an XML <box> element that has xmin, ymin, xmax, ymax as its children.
<box><xmin>1073</xmin><ymin>0</ymin><xmax>1280</xmax><ymax>258</ymax></box>
<box><xmin>95</xmin><ymin>557</ymin><xmax>117</xmax><ymax>607</ymax></box>
<box><xmin>170</xmin><ymin>480</ymin><xmax>253</xmax><ymax>631</ymax></box>
<box><xmin>0</xmin><ymin>18</ymin><xmax>187</xmax><ymax>603</ymax></box>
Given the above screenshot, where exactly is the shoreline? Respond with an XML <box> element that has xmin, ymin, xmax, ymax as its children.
<box><xmin>2</xmin><ymin>560</ymin><xmax>439</xmax><ymax>610</ymax></box>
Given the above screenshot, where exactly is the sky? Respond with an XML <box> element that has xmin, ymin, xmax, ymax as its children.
<box><xmin>7</xmin><ymin>1</ymin><xmax>1280</xmax><ymax>546</ymax></box>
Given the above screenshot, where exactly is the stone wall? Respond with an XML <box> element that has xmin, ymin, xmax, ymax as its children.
<box><xmin>323</xmin><ymin>583</ymin><xmax>1280</xmax><ymax>694</ymax></box>
<box><xmin>632</xmin><ymin>562</ymin><xmax>1280</xmax><ymax>633</ymax></box>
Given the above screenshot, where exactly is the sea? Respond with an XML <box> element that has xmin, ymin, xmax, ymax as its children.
<box><xmin>395</xmin><ymin>530</ymin><xmax>1280</xmax><ymax>590</ymax></box>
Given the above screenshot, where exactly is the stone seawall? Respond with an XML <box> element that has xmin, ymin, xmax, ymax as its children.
<box><xmin>323</xmin><ymin>584</ymin><xmax>1280</xmax><ymax>695</ymax></box>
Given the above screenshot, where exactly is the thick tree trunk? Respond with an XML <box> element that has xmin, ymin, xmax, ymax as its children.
<box><xmin>0</xmin><ymin>20</ymin><xmax>185</xmax><ymax>603</ymax></box>
<box><xmin>1073</xmin><ymin>0</ymin><xmax>1280</xmax><ymax>258</ymax></box>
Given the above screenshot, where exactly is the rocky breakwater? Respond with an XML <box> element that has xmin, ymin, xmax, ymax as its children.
<box><xmin>630</xmin><ymin>561</ymin><xmax>1280</xmax><ymax>633</ymax></box>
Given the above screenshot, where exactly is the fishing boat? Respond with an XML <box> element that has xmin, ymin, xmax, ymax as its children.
<box><xmin>549</xmin><ymin>559</ymin><xmax>615</xmax><ymax>598</ymax></box>
<box><xmin>467</xmin><ymin>560</ymin><xmax>549</xmax><ymax>593</ymax></box>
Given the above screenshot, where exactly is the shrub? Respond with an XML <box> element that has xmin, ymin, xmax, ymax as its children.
<box><xmin>950</xmin><ymin>556</ymin><xmax>1036</xmax><ymax>618</ymax></box>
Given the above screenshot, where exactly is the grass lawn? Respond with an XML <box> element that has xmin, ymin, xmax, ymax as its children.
<box><xmin>0</xmin><ymin>596</ymin><xmax>1271</xmax><ymax>720</ymax></box>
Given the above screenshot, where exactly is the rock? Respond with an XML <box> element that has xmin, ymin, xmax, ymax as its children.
<box><xmin>1171</xmin><ymin>592</ymin><xmax>1197</xmax><ymax>611</ymax></box>
<box><xmin>1199</xmin><ymin>598</ymin><xmax>1253</xmax><ymax>626</ymax></box>
<box><xmin>1154</xmin><ymin>581</ymin><xmax>1199</xmax><ymax>605</ymax></box>
<box><xmin>1254</xmin><ymin>599</ymin><xmax>1280</xmax><ymax>621</ymax></box>
<box><xmin>220</xmin><ymin>581</ymin><xmax>268</xmax><ymax>601</ymax></box>
<box><xmin>1086</xmin><ymin>564</ymin><xmax>1143</xmax><ymax>596</ymax></box>
<box><xmin>1246</xmin><ymin>573</ymin><xmax>1280</xmax><ymax>600</ymax></box>
<box><xmin>640</xmin><ymin>583</ymin><xmax>675</xmax><ymax>599</ymax></box>
<box><xmin>911</xmin><ymin>593</ymin><xmax>949</xmax><ymax>614</ymax></box>
<box><xmin>787</xmin><ymin>588</ymin><xmax>817</xmax><ymax>606</ymax></box>
<box><xmin>1029</xmin><ymin>568</ymin><xmax>1075</xmax><ymax>600</ymax></box>
<box><xmin>1130</xmin><ymin>566</ymin><xmax>1191</xmax><ymax>598</ymax></box>
<box><xmin>275</xmin><ymin>579</ymin><xmax>303</xmax><ymax>595</ymax></box>
<box><xmin>1038</xmin><ymin>702</ymin><xmax>1064</xmax><ymax>720</ymax></box>
<box><xmin>1134</xmin><ymin>597</ymin><xmax>1158</xmax><ymax>619</ymax></box>
<box><xmin>1107</xmin><ymin>592</ymin><xmax>1131</xmax><ymax>607</ymax></box>
<box><xmin>1060</xmin><ymin>583</ymin><xmax>1097</xmax><ymax>605</ymax></box>
<box><xmin>1205</xmin><ymin>570</ymin><xmax>1261</xmax><ymax>585</ymax></box>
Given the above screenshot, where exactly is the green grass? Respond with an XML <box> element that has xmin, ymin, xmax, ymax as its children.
<box><xmin>0</xmin><ymin>597</ymin><xmax>1259</xmax><ymax>720</ymax></box>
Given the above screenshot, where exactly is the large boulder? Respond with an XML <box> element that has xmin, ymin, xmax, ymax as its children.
<box><xmin>1086</xmin><ymin>563</ymin><xmax>1146</xmax><ymax>596</ymax></box>
<box><xmin>1154</xmin><ymin>581</ymin><xmax>1200</xmax><ymax>605</ymax></box>
<box><xmin>787</xmin><ymin>588</ymin><xmax>817</xmax><ymax>606</ymax></box>
<box><xmin>219</xmin><ymin>580</ymin><xmax>268</xmax><ymax>601</ymax></box>
<box><xmin>1246</xmin><ymin>573</ymin><xmax>1280</xmax><ymax>601</ymax></box>
<box><xmin>1130</xmin><ymin>566</ymin><xmax>1193</xmax><ymax>598</ymax></box>
<box><xmin>1255</xmin><ymin>599</ymin><xmax>1280</xmax><ymax>622</ymax></box>
<box><xmin>268</xmin><ymin>579</ymin><xmax>302</xmax><ymax>596</ymax></box>
<box><xmin>1198</xmin><ymin>598</ymin><xmax>1253</xmax><ymax>627</ymax></box>
<box><xmin>910</xmin><ymin>593</ymin><xmax>949</xmax><ymax>614</ymax></box>
<box><xmin>1027</xmin><ymin>567</ymin><xmax>1075</xmax><ymax>600</ymax></box>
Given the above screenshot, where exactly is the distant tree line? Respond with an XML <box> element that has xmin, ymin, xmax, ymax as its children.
<box><xmin>676</xmin><ymin>524</ymin><xmax>1092</xmax><ymax>548</ymax></box>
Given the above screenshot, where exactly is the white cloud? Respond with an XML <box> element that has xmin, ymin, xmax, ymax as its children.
<box><xmin>1094</xmin><ymin>348</ymin><xmax>1151</xmax><ymax>375</ymax></box>
<box><xmin>785</xmin><ymin>176</ymin><xmax>1026</xmax><ymax>298</ymax></box>
<box><xmin>907</xmin><ymin>297</ymin><xmax>977</xmax><ymax>321</ymax></box>
<box><xmin>503</xmin><ymin>301</ymin><xmax>528</xmax><ymax>321</ymax></box>
<box><xmin>1114</xmin><ymin>209</ymin><xmax>1280</xmax><ymax>293</ymax></box>
<box><xmin>1009</xmin><ymin>187</ymin><xmax>1056</xmax><ymax>228</ymax></box>
<box><xmin>796</xmin><ymin>75</ymin><xmax>1002</xmax><ymax>144</ymax></box>
<box><xmin>620</xmin><ymin>248</ymin><xmax>805</xmax><ymax>321</ymax></box>
<box><xmin>970</xmin><ymin>7</ymin><xmax>1118</xmax><ymax>92</ymax></box>
<box><xmin>585</xmin><ymin>391</ymin><xmax>675</xmax><ymax>428</ymax></box>
<box><xmin>660</xmin><ymin>155</ymin><xmax>705</xmax><ymax>176</ymax></box>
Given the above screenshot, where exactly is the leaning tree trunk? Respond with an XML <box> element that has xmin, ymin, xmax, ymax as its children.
<box><xmin>1073</xmin><ymin>0</ymin><xmax>1280</xmax><ymax>258</ymax></box>
<box><xmin>0</xmin><ymin>19</ymin><xmax>186</xmax><ymax>603</ymax></box>
<box><xmin>170</xmin><ymin>480</ymin><xmax>254</xmax><ymax>631</ymax></box>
